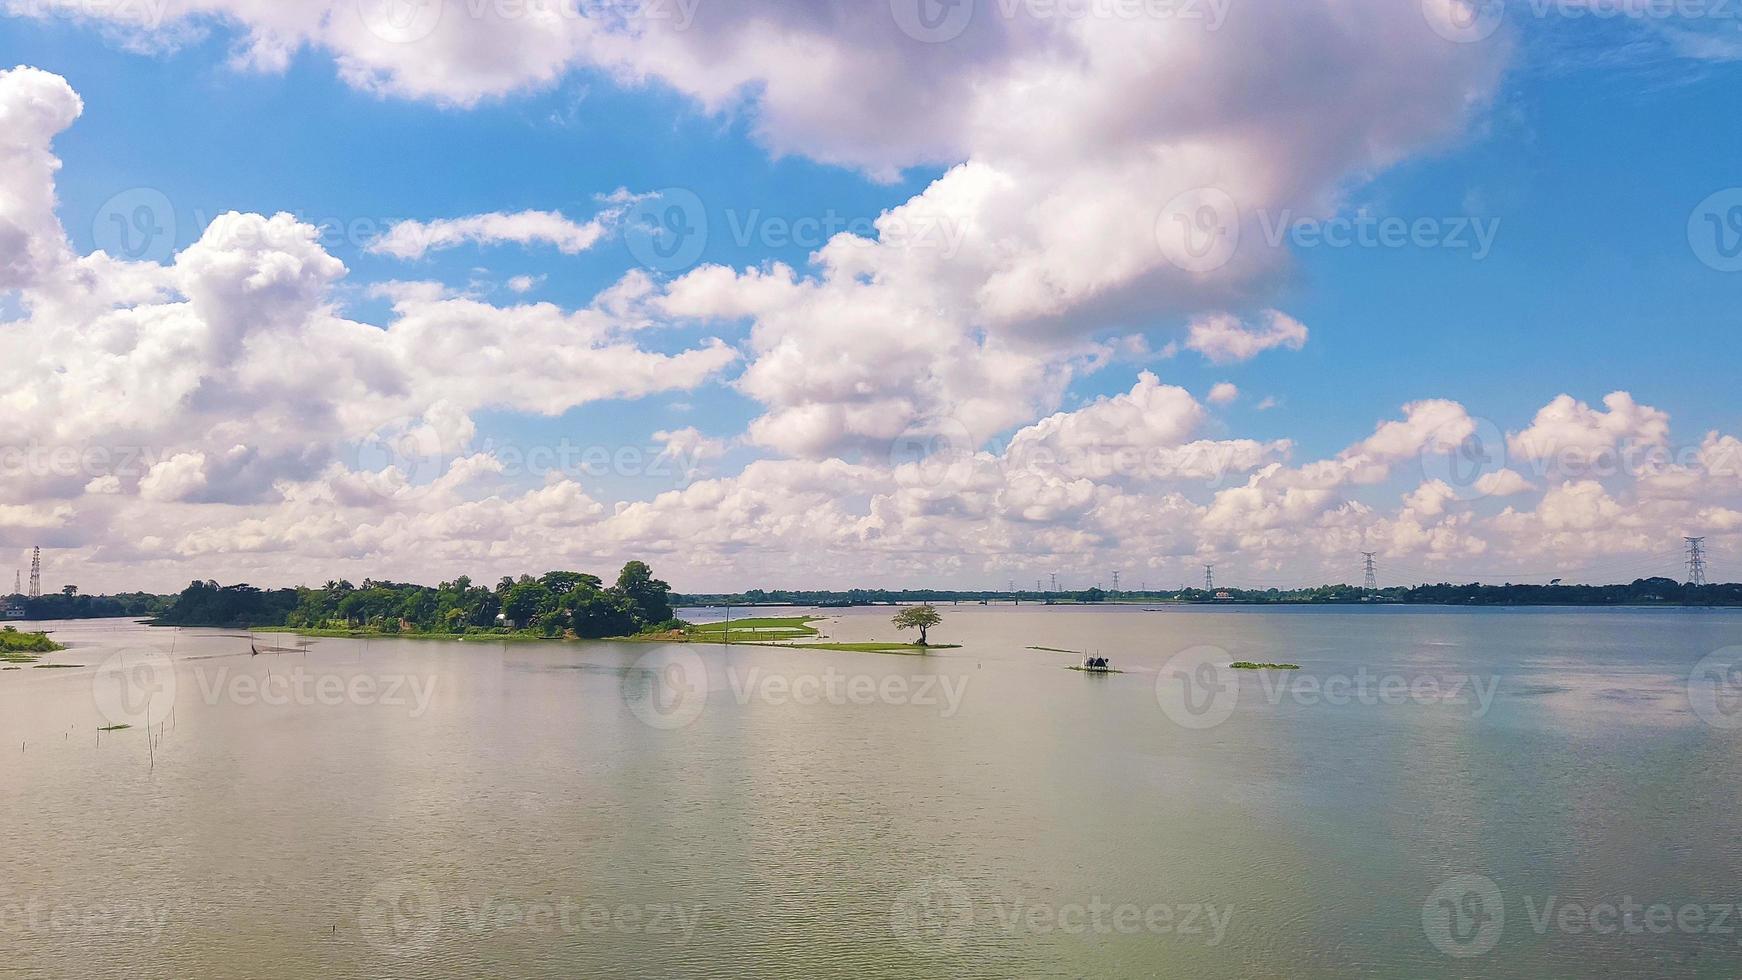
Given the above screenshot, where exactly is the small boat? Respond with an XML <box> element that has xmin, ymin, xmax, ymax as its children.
<box><xmin>1077</xmin><ymin>655</ymin><xmax>1113</xmax><ymax>673</ymax></box>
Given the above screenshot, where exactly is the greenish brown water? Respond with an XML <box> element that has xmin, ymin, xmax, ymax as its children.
<box><xmin>4</xmin><ymin>605</ymin><xmax>1742</xmax><ymax>977</ymax></box>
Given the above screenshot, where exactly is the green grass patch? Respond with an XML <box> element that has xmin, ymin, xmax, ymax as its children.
<box><xmin>685</xmin><ymin>617</ymin><xmax>821</xmax><ymax>642</ymax></box>
<box><xmin>0</xmin><ymin>628</ymin><xmax>63</xmax><ymax>663</ymax></box>
<box><xmin>1027</xmin><ymin>646</ymin><xmax>1079</xmax><ymax>654</ymax></box>
<box><xmin>1230</xmin><ymin>662</ymin><xmax>1301</xmax><ymax>670</ymax></box>
<box><xmin>97</xmin><ymin>724</ymin><xmax>131</xmax><ymax>732</ymax></box>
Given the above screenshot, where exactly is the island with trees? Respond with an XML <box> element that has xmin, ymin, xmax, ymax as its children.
<box><xmin>154</xmin><ymin>560</ymin><xmax>682</xmax><ymax>639</ymax></box>
<box><xmin>676</xmin><ymin>607</ymin><xmax>954</xmax><ymax>654</ymax></box>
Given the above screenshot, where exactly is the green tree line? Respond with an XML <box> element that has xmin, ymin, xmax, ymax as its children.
<box><xmin>677</xmin><ymin>578</ymin><xmax>1742</xmax><ymax>607</ymax></box>
<box><xmin>156</xmin><ymin>561</ymin><xmax>679</xmax><ymax>637</ymax></box>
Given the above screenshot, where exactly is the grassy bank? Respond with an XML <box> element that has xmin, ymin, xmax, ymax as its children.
<box><xmin>684</xmin><ymin>617</ymin><xmax>822</xmax><ymax>642</ymax></box>
<box><xmin>1</xmin><ymin>627</ymin><xmax>65</xmax><ymax>664</ymax></box>
<box><xmin>253</xmin><ymin>626</ymin><xmax>562</xmax><ymax>643</ymax></box>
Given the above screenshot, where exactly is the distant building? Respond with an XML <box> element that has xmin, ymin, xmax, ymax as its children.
<box><xmin>1214</xmin><ymin>591</ymin><xmax>1234</xmax><ymax>601</ymax></box>
<box><xmin>2</xmin><ymin>600</ymin><xmax>25</xmax><ymax>620</ymax></box>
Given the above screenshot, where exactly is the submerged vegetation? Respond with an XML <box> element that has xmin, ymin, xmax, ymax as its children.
<box><xmin>155</xmin><ymin>561</ymin><xmax>681</xmax><ymax>639</ymax></box>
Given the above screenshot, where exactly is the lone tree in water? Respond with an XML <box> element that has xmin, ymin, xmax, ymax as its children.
<box><xmin>892</xmin><ymin>604</ymin><xmax>942</xmax><ymax>646</ymax></box>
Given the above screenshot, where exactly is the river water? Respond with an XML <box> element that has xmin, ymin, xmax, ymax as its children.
<box><xmin>4</xmin><ymin>604</ymin><xmax>1742</xmax><ymax>978</ymax></box>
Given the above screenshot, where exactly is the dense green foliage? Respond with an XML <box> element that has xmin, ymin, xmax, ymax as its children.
<box><xmin>891</xmin><ymin>604</ymin><xmax>942</xmax><ymax>645</ymax></box>
<box><xmin>153</xmin><ymin>581</ymin><xmax>300</xmax><ymax>628</ymax></box>
<box><xmin>155</xmin><ymin>562</ymin><xmax>678</xmax><ymax>638</ymax></box>
<box><xmin>0</xmin><ymin>627</ymin><xmax>63</xmax><ymax>655</ymax></box>
<box><xmin>3</xmin><ymin>590</ymin><xmax>171</xmax><ymax>620</ymax></box>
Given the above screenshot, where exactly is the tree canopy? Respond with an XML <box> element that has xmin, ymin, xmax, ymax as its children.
<box><xmin>892</xmin><ymin>604</ymin><xmax>943</xmax><ymax>645</ymax></box>
<box><xmin>155</xmin><ymin>561</ymin><xmax>680</xmax><ymax>638</ymax></box>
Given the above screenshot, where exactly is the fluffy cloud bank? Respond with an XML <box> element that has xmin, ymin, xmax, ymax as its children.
<box><xmin>0</xmin><ymin>66</ymin><xmax>734</xmax><ymax>558</ymax></box>
<box><xmin>8</xmin><ymin>2</ymin><xmax>1506</xmax><ymax>458</ymax></box>
<box><xmin>0</xmin><ymin>24</ymin><xmax>1734</xmax><ymax>592</ymax></box>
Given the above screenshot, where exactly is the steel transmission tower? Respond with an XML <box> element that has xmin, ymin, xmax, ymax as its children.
<box><xmin>1362</xmin><ymin>552</ymin><xmax>1378</xmax><ymax>591</ymax></box>
<box><xmin>27</xmin><ymin>547</ymin><xmax>41</xmax><ymax>598</ymax></box>
<box><xmin>1204</xmin><ymin>564</ymin><xmax>1215</xmax><ymax>591</ymax></box>
<box><xmin>1686</xmin><ymin>537</ymin><xmax>1708</xmax><ymax>587</ymax></box>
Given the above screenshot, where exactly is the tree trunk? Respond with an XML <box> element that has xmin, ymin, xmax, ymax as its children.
<box><xmin>918</xmin><ymin>626</ymin><xmax>928</xmax><ymax>646</ymax></box>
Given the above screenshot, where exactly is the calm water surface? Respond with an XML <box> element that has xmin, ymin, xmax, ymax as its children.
<box><xmin>5</xmin><ymin>605</ymin><xmax>1742</xmax><ymax>978</ymax></box>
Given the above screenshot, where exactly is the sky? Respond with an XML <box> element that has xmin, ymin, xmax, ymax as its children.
<box><xmin>2</xmin><ymin>0</ymin><xmax>1741</xmax><ymax>595</ymax></box>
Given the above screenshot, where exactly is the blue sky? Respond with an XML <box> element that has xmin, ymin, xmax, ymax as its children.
<box><xmin>15</xmin><ymin>15</ymin><xmax>1736</xmax><ymax>463</ymax></box>
<box><xmin>4</xmin><ymin>3</ymin><xmax>1742</xmax><ymax>591</ymax></box>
